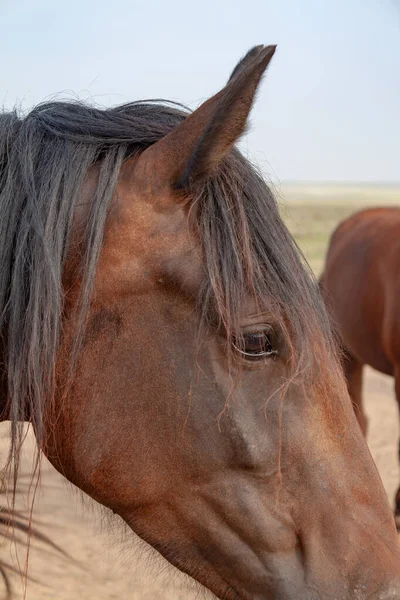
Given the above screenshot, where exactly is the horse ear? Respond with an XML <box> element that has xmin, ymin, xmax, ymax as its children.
<box><xmin>135</xmin><ymin>45</ymin><xmax>276</xmax><ymax>194</ymax></box>
<box><xmin>227</xmin><ymin>45</ymin><xmax>266</xmax><ymax>83</ymax></box>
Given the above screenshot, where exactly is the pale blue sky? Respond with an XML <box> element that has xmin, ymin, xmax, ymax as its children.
<box><xmin>1</xmin><ymin>0</ymin><xmax>399</xmax><ymax>182</ymax></box>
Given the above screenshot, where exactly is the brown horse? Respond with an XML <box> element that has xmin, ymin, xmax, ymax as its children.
<box><xmin>0</xmin><ymin>45</ymin><xmax>399</xmax><ymax>599</ymax></box>
<box><xmin>321</xmin><ymin>206</ymin><xmax>400</xmax><ymax>527</ymax></box>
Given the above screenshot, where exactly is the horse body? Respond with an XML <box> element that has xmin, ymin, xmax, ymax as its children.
<box><xmin>321</xmin><ymin>206</ymin><xmax>400</xmax><ymax>522</ymax></box>
<box><xmin>1</xmin><ymin>47</ymin><xmax>400</xmax><ymax>599</ymax></box>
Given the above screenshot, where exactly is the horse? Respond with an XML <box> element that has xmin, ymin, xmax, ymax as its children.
<box><xmin>0</xmin><ymin>44</ymin><xmax>399</xmax><ymax>599</ymax></box>
<box><xmin>320</xmin><ymin>206</ymin><xmax>400</xmax><ymax>528</ymax></box>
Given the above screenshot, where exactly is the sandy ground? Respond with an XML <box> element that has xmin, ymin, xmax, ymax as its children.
<box><xmin>0</xmin><ymin>367</ymin><xmax>398</xmax><ymax>600</ymax></box>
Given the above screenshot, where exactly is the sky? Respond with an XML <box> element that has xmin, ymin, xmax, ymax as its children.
<box><xmin>0</xmin><ymin>0</ymin><xmax>399</xmax><ymax>183</ymax></box>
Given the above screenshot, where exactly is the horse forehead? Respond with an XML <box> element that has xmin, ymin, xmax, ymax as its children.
<box><xmin>98</xmin><ymin>187</ymin><xmax>203</xmax><ymax>295</ymax></box>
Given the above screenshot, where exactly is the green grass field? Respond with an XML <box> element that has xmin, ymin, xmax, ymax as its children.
<box><xmin>279</xmin><ymin>184</ymin><xmax>400</xmax><ymax>276</ymax></box>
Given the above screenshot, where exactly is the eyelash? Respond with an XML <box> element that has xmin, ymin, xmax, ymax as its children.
<box><xmin>233</xmin><ymin>330</ymin><xmax>278</xmax><ymax>361</ymax></box>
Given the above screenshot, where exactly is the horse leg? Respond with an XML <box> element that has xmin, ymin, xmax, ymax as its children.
<box><xmin>394</xmin><ymin>370</ymin><xmax>400</xmax><ymax>528</ymax></box>
<box><xmin>343</xmin><ymin>352</ymin><xmax>367</xmax><ymax>436</ymax></box>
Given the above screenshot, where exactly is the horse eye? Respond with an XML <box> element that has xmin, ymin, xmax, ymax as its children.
<box><xmin>233</xmin><ymin>330</ymin><xmax>278</xmax><ymax>361</ymax></box>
